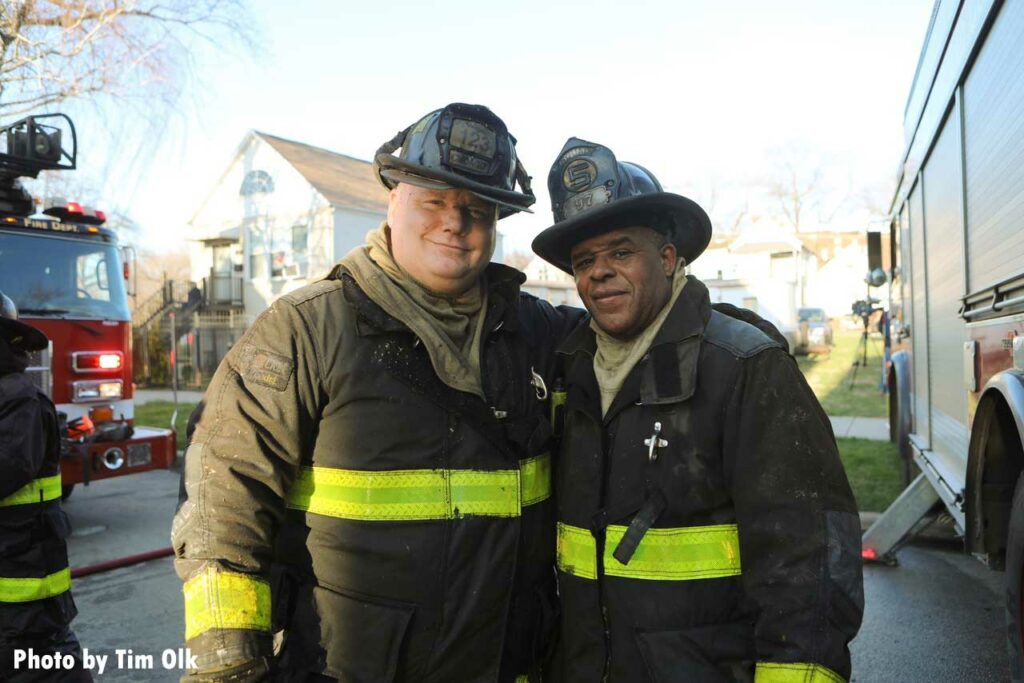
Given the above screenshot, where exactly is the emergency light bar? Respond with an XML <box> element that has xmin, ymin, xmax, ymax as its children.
<box><xmin>44</xmin><ymin>202</ymin><xmax>107</xmax><ymax>225</ymax></box>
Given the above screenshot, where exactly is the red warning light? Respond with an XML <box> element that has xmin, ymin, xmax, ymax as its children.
<box><xmin>861</xmin><ymin>548</ymin><xmax>878</xmax><ymax>561</ymax></box>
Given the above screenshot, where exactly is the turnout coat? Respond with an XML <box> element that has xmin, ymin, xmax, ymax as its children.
<box><xmin>0</xmin><ymin>362</ymin><xmax>76</xmax><ymax>654</ymax></box>
<box><xmin>552</xmin><ymin>278</ymin><xmax>863</xmax><ymax>683</ymax></box>
<box><xmin>173</xmin><ymin>263</ymin><xmax>580</xmax><ymax>682</ymax></box>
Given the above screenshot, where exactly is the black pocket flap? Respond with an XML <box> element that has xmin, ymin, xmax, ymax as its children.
<box><xmin>308</xmin><ymin>584</ymin><xmax>415</xmax><ymax>683</ymax></box>
<box><xmin>636</xmin><ymin>619</ymin><xmax>755</xmax><ymax>683</ymax></box>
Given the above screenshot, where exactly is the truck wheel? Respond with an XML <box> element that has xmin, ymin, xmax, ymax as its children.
<box><xmin>1006</xmin><ymin>475</ymin><xmax>1024</xmax><ymax>682</ymax></box>
<box><xmin>61</xmin><ymin>484</ymin><xmax>74</xmax><ymax>501</ymax></box>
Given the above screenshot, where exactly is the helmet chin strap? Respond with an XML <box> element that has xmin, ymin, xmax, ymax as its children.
<box><xmin>374</xmin><ymin>126</ymin><xmax>412</xmax><ymax>188</ymax></box>
<box><xmin>514</xmin><ymin>157</ymin><xmax>534</xmax><ymax>201</ymax></box>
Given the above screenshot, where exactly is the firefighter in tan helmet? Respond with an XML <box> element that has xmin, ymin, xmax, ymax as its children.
<box><xmin>172</xmin><ymin>105</ymin><xmax>582</xmax><ymax>681</ymax></box>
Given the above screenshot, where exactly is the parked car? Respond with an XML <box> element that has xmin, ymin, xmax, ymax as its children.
<box><xmin>794</xmin><ymin>307</ymin><xmax>833</xmax><ymax>355</ymax></box>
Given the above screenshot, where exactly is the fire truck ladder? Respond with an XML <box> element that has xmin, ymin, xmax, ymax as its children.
<box><xmin>861</xmin><ymin>472</ymin><xmax>941</xmax><ymax>564</ymax></box>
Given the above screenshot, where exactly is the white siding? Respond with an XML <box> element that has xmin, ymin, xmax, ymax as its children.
<box><xmin>332</xmin><ymin>207</ymin><xmax>387</xmax><ymax>266</ymax></box>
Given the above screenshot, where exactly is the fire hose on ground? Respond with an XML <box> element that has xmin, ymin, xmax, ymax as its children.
<box><xmin>71</xmin><ymin>546</ymin><xmax>175</xmax><ymax>579</ymax></box>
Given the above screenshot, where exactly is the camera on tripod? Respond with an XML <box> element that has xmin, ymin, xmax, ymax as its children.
<box><xmin>851</xmin><ymin>298</ymin><xmax>881</xmax><ymax>320</ymax></box>
<box><xmin>847</xmin><ymin>267</ymin><xmax>888</xmax><ymax>390</ymax></box>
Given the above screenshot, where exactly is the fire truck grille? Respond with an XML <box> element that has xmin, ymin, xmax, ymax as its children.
<box><xmin>25</xmin><ymin>345</ymin><xmax>54</xmax><ymax>398</ymax></box>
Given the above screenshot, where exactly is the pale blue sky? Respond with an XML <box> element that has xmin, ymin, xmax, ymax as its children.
<box><xmin>53</xmin><ymin>0</ymin><xmax>935</xmax><ymax>254</ymax></box>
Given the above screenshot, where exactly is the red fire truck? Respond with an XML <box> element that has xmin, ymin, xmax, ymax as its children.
<box><xmin>861</xmin><ymin>0</ymin><xmax>1024</xmax><ymax>677</ymax></box>
<box><xmin>0</xmin><ymin>114</ymin><xmax>175</xmax><ymax>498</ymax></box>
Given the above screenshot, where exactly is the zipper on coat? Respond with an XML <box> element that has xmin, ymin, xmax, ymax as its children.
<box><xmin>597</xmin><ymin>422</ymin><xmax>615</xmax><ymax>682</ymax></box>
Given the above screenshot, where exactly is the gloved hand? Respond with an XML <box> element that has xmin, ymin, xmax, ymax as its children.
<box><xmin>180</xmin><ymin>657</ymin><xmax>271</xmax><ymax>683</ymax></box>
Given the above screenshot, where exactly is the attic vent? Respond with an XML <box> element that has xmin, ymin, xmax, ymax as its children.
<box><xmin>240</xmin><ymin>170</ymin><xmax>274</xmax><ymax>196</ymax></box>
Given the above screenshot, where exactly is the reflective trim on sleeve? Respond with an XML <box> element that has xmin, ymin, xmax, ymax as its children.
<box><xmin>183</xmin><ymin>566</ymin><xmax>271</xmax><ymax>641</ymax></box>
<box><xmin>520</xmin><ymin>453</ymin><xmax>552</xmax><ymax>506</ymax></box>
<box><xmin>286</xmin><ymin>455</ymin><xmax>550</xmax><ymax>521</ymax></box>
<box><xmin>0</xmin><ymin>474</ymin><xmax>62</xmax><ymax>507</ymax></box>
<box><xmin>557</xmin><ymin>522</ymin><xmax>741</xmax><ymax>581</ymax></box>
<box><xmin>754</xmin><ymin>662</ymin><xmax>845</xmax><ymax>683</ymax></box>
<box><xmin>0</xmin><ymin>567</ymin><xmax>71</xmax><ymax>603</ymax></box>
<box><xmin>556</xmin><ymin>522</ymin><xmax>598</xmax><ymax>580</ymax></box>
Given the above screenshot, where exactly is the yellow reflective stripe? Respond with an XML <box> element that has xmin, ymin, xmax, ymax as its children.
<box><xmin>755</xmin><ymin>662</ymin><xmax>845</xmax><ymax>683</ymax></box>
<box><xmin>556</xmin><ymin>522</ymin><xmax>742</xmax><ymax>581</ymax></box>
<box><xmin>0</xmin><ymin>567</ymin><xmax>71</xmax><ymax>603</ymax></box>
<box><xmin>515</xmin><ymin>676</ymin><xmax>530</xmax><ymax>683</ymax></box>
<box><xmin>183</xmin><ymin>567</ymin><xmax>271</xmax><ymax>641</ymax></box>
<box><xmin>0</xmin><ymin>475</ymin><xmax>62</xmax><ymax>507</ymax></box>
<box><xmin>520</xmin><ymin>453</ymin><xmax>551</xmax><ymax>506</ymax></box>
<box><xmin>287</xmin><ymin>456</ymin><xmax>550</xmax><ymax>521</ymax></box>
<box><xmin>605</xmin><ymin>524</ymin><xmax>741</xmax><ymax>580</ymax></box>
<box><xmin>557</xmin><ymin>522</ymin><xmax>597</xmax><ymax>580</ymax></box>
<box><xmin>450</xmin><ymin>469</ymin><xmax>519</xmax><ymax>517</ymax></box>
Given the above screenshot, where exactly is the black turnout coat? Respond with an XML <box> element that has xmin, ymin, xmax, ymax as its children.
<box><xmin>173</xmin><ymin>263</ymin><xmax>582</xmax><ymax>682</ymax></box>
<box><xmin>0</xmin><ymin>346</ymin><xmax>76</xmax><ymax>649</ymax></box>
<box><xmin>551</xmin><ymin>278</ymin><xmax>863</xmax><ymax>683</ymax></box>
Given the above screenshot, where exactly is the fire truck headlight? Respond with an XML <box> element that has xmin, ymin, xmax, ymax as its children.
<box><xmin>72</xmin><ymin>380</ymin><xmax>123</xmax><ymax>402</ymax></box>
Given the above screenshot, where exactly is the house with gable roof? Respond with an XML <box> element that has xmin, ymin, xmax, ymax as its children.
<box><xmin>188</xmin><ymin>130</ymin><xmax>390</xmax><ymax>320</ymax></box>
<box><xmin>183</xmin><ymin>130</ymin><xmax>510</xmax><ymax>378</ymax></box>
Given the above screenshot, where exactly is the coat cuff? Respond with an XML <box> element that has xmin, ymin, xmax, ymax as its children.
<box><xmin>755</xmin><ymin>662</ymin><xmax>845</xmax><ymax>683</ymax></box>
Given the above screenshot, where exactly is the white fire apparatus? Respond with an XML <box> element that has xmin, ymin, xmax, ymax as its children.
<box><xmin>0</xmin><ymin>114</ymin><xmax>175</xmax><ymax>498</ymax></box>
<box><xmin>861</xmin><ymin>0</ymin><xmax>1024</xmax><ymax>678</ymax></box>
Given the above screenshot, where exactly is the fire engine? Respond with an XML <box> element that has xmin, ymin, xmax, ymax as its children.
<box><xmin>0</xmin><ymin>113</ymin><xmax>175</xmax><ymax>498</ymax></box>
<box><xmin>860</xmin><ymin>0</ymin><xmax>1024</xmax><ymax>678</ymax></box>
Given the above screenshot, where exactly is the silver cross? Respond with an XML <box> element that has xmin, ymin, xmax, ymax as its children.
<box><xmin>644</xmin><ymin>421</ymin><xmax>669</xmax><ymax>462</ymax></box>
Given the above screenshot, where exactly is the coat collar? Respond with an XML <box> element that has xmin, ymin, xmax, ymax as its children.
<box><xmin>337</xmin><ymin>262</ymin><xmax>526</xmax><ymax>337</ymax></box>
<box><xmin>558</xmin><ymin>276</ymin><xmax>713</xmax><ymax>422</ymax></box>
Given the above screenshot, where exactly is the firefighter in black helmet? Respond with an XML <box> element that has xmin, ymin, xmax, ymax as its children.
<box><xmin>0</xmin><ymin>292</ymin><xmax>91</xmax><ymax>682</ymax></box>
<box><xmin>532</xmin><ymin>139</ymin><xmax>863</xmax><ymax>683</ymax></box>
<box><xmin>173</xmin><ymin>104</ymin><xmax>583</xmax><ymax>682</ymax></box>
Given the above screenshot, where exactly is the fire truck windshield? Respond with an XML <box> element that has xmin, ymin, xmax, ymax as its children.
<box><xmin>0</xmin><ymin>230</ymin><xmax>130</xmax><ymax>321</ymax></box>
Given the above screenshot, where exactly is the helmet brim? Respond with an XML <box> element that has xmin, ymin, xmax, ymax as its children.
<box><xmin>531</xmin><ymin>192</ymin><xmax>712</xmax><ymax>274</ymax></box>
<box><xmin>0</xmin><ymin>317</ymin><xmax>49</xmax><ymax>352</ymax></box>
<box><xmin>377</xmin><ymin>156</ymin><xmax>534</xmax><ymax>218</ymax></box>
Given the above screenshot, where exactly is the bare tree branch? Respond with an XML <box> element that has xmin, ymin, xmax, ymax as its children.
<box><xmin>0</xmin><ymin>0</ymin><xmax>256</xmax><ymax>118</ymax></box>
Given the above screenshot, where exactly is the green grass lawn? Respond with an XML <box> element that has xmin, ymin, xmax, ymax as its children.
<box><xmin>797</xmin><ymin>326</ymin><xmax>887</xmax><ymax>417</ymax></box>
<box><xmin>836</xmin><ymin>437</ymin><xmax>902</xmax><ymax>512</ymax></box>
<box><xmin>134</xmin><ymin>401</ymin><xmax>197</xmax><ymax>438</ymax></box>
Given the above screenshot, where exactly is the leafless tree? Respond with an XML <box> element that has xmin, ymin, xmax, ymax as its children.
<box><xmin>764</xmin><ymin>145</ymin><xmax>850</xmax><ymax>232</ymax></box>
<box><xmin>0</xmin><ymin>0</ymin><xmax>255</xmax><ymax>117</ymax></box>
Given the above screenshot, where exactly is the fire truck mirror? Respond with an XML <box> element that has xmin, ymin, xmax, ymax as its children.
<box><xmin>867</xmin><ymin>231</ymin><xmax>883</xmax><ymax>273</ymax></box>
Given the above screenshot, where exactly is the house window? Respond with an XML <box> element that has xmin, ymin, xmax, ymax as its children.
<box><xmin>290</xmin><ymin>222</ymin><xmax>309</xmax><ymax>278</ymax></box>
<box><xmin>240</xmin><ymin>170</ymin><xmax>274</xmax><ymax>196</ymax></box>
<box><xmin>292</xmin><ymin>223</ymin><xmax>308</xmax><ymax>253</ymax></box>
<box><xmin>250</xmin><ymin>252</ymin><xmax>269</xmax><ymax>279</ymax></box>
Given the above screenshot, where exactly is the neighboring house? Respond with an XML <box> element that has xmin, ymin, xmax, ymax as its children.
<box><xmin>186</xmin><ymin>131</ymin><xmax>390</xmax><ymax>376</ymax></box>
<box><xmin>521</xmin><ymin>256</ymin><xmax>582</xmax><ymax>308</ymax></box>
<box><xmin>190</xmin><ymin>130</ymin><xmax>390</xmax><ymax>317</ymax></box>
<box><xmin>688</xmin><ymin>221</ymin><xmax>883</xmax><ymax>347</ymax></box>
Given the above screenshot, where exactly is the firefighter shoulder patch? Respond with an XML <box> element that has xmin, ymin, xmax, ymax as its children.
<box><xmin>240</xmin><ymin>344</ymin><xmax>294</xmax><ymax>392</ymax></box>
